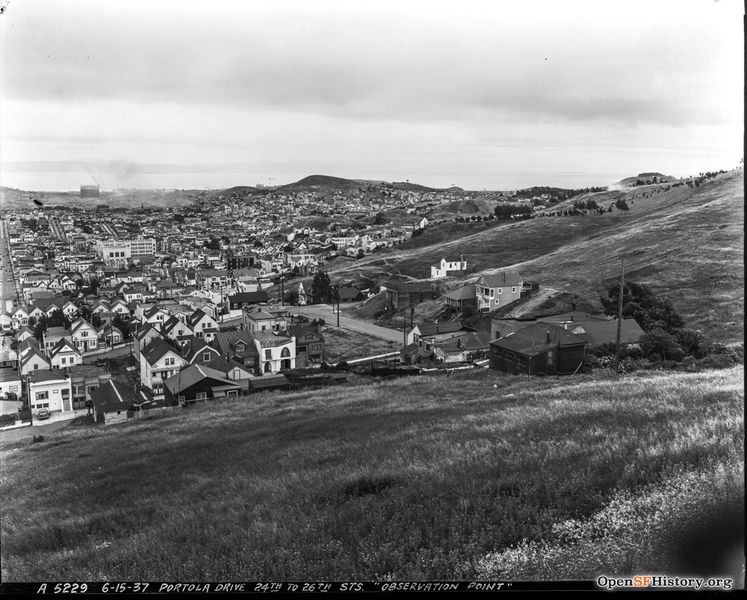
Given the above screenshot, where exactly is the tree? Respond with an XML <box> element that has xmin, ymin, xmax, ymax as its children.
<box><xmin>111</xmin><ymin>314</ymin><xmax>132</xmax><ymax>340</ymax></box>
<box><xmin>205</xmin><ymin>237</ymin><xmax>221</xmax><ymax>251</ymax></box>
<box><xmin>615</xmin><ymin>198</ymin><xmax>630</xmax><ymax>211</ymax></box>
<box><xmin>311</xmin><ymin>272</ymin><xmax>333</xmax><ymax>304</ymax></box>
<box><xmin>600</xmin><ymin>281</ymin><xmax>684</xmax><ymax>334</ymax></box>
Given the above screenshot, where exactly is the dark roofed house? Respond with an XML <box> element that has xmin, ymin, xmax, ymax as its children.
<box><xmin>337</xmin><ymin>286</ymin><xmax>362</xmax><ymax>303</ymax></box>
<box><xmin>536</xmin><ymin>312</ymin><xmax>645</xmax><ymax>347</ymax></box>
<box><xmin>383</xmin><ymin>280</ymin><xmax>438</xmax><ymax>311</ymax></box>
<box><xmin>90</xmin><ymin>380</ymin><xmax>147</xmax><ymax>425</ymax></box>
<box><xmin>489</xmin><ymin>322</ymin><xmax>586</xmax><ymax>376</ymax></box>
<box><xmin>443</xmin><ymin>284</ymin><xmax>476</xmax><ymax>311</ymax></box>
<box><xmin>163</xmin><ymin>364</ymin><xmax>243</xmax><ymax>405</ymax></box>
<box><xmin>227</xmin><ymin>291</ymin><xmax>270</xmax><ymax>310</ymax></box>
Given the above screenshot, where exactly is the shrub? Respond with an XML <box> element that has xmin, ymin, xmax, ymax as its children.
<box><xmin>640</xmin><ymin>329</ymin><xmax>685</xmax><ymax>362</ymax></box>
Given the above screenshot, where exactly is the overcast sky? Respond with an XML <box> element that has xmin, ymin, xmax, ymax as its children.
<box><xmin>0</xmin><ymin>0</ymin><xmax>743</xmax><ymax>190</ymax></box>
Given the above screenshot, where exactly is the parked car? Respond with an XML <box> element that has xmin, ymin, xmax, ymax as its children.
<box><xmin>36</xmin><ymin>408</ymin><xmax>51</xmax><ymax>420</ymax></box>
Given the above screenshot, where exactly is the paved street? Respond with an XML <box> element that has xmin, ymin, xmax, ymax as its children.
<box><xmin>291</xmin><ymin>303</ymin><xmax>405</xmax><ymax>344</ymax></box>
<box><xmin>0</xmin><ymin>219</ymin><xmax>18</xmax><ymax>311</ymax></box>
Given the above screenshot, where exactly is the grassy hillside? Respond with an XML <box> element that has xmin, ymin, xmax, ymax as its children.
<box><xmin>1</xmin><ymin>367</ymin><xmax>742</xmax><ymax>581</ymax></box>
<box><xmin>337</xmin><ymin>170</ymin><xmax>744</xmax><ymax>342</ymax></box>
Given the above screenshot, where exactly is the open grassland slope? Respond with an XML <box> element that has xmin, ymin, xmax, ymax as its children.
<box><xmin>1</xmin><ymin>367</ymin><xmax>742</xmax><ymax>581</ymax></box>
<box><xmin>338</xmin><ymin>171</ymin><xmax>743</xmax><ymax>342</ymax></box>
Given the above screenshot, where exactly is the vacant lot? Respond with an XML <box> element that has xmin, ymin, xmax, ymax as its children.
<box><xmin>1</xmin><ymin>366</ymin><xmax>742</xmax><ymax>581</ymax></box>
<box><xmin>322</xmin><ymin>326</ymin><xmax>400</xmax><ymax>361</ymax></box>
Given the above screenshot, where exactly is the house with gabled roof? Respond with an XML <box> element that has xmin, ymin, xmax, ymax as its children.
<box><xmin>20</xmin><ymin>347</ymin><xmax>51</xmax><ymax>376</ymax></box>
<box><xmin>210</xmin><ymin>330</ymin><xmax>260</xmax><ymax>372</ymax></box>
<box><xmin>16</xmin><ymin>327</ymin><xmax>36</xmax><ymax>345</ymax></box>
<box><xmin>91</xmin><ymin>380</ymin><xmax>150</xmax><ymax>425</ymax></box>
<box><xmin>184</xmin><ymin>338</ymin><xmax>221</xmax><ymax>366</ymax></box>
<box><xmin>70</xmin><ymin>318</ymin><xmax>98</xmax><ymax>352</ymax></box>
<box><xmin>186</xmin><ymin>308</ymin><xmax>219</xmax><ymax>341</ymax></box>
<box><xmin>11</xmin><ymin>306</ymin><xmax>30</xmax><ymax>329</ymax></box>
<box><xmin>139</xmin><ymin>338</ymin><xmax>188</xmax><ymax>399</ymax></box>
<box><xmin>134</xmin><ymin>322</ymin><xmax>162</xmax><ymax>359</ymax></box>
<box><xmin>49</xmin><ymin>338</ymin><xmax>82</xmax><ymax>369</ymax></box>
<box><xmin>142</xmin><ymin>305</ymin><xmax>170</xmax><ymax>329</ymax></box>
<box><xmin>475</xmin><ymin>270</ymin><xmax>524</xmax><ymax>312</ymax></box>
<box><xmin>163</xmin><ymin>364</ymin><xmax>243</xmax><ymax>405</ymax></box>
<box><xmin>161</xmin><ymin>315</ymin><xmax>193</xmax><ymax>341</ymax></box>
<box><xmin>42</xmin><ymin>326</ymin><xmax>72</xmax><ymax>355</ymax></box>
<box><xmin>62</xmin><ymin>300</ymin><xmax>79</xmax><ymax>319</ymax></box>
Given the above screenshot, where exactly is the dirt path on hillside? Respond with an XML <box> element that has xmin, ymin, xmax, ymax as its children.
<box><xmin>501</xmin><ymin>287</ymin><xmax>560</xmax><ymax>318</ymax></box>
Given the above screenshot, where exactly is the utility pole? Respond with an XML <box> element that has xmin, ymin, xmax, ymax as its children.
<box><xmin>336</xmin><ymin>284</ymin><xmax>340</xmax><ymax>328</ymax></box>
<box><xmin>402</xmin><ymin>315</ymin><xmax>406</xmax><ymax>347</ymax></box>
<box><xmin>280</xmin><ymin>274</ymin><xmax>285</xmax><ymax>308</ymax></box>
<box><xmin>615</xmin><ymin>258</ymin><xmax>625</xmax><ymax>371</ymax></box>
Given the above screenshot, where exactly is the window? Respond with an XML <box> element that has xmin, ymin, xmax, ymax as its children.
<box><xmin>34</xmin><ymin>364</ymin><xmax>39</xmax><ymax>370</ymax></box>
<box><xmin>35</xmin><ymin>391</ymin><xmax>49</xmax><ymax>401</ymax></box>
<box><xmin>497</xmin><ymin>288</ymin><xmax>502</xmax><ymax>295</ymax></box>
<box><xmin>196</xmin><ymin>392</ymin><xmax>207</xmax><ymax>400</ymax></box>
<box><xmin>281</xmin><ymin>347</ymin><xmax>290</xmax><ymax>358</ymax></box>
<box><xmin>512</xmin><ymin>287</ymin><xmax>517</xmax><ymax>293</ymax></box>
<box><xmin>489</xmin><ymin>289</ymin><xmax>494</xmax><ymax>297</ymax></box>
<box><xmin>265</xmin><ymin>349</ymin><xmax>272</xmax><ymax>359</ymax></box>
<box><xmin>203</xmin><ymin>353</ymin><xmax>211</xmax><ymax>362</ymax></box>
<box><xmin>547</xmin><ymin>350</ymin><xmax>554</xmax><ymax>366</ymax></box>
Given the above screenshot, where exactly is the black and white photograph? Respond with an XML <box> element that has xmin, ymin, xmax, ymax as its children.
<box><xmin>0</xmin><ymin>0</ymin><xmax>743</xmax><ymax>592</ymax></box>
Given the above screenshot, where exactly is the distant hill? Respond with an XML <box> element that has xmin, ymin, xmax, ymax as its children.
<box><xmin>615</xmin><ymin>172</ymin><xmax>676</xmax><ymax>187</ymax></box>
<box><xmin>278</xmin><ymin>175</ymin><xmax>439</xmax><ymax>193</ymax></box>
<box><xmin>280</xmin><ymin>175</ymin><xmax>365</xmax><ymax>191</ymax></box>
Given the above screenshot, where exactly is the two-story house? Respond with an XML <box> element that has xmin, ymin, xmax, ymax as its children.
<box><xmin>70</xmin><ymin>318</ymin><xmax>98</xmax><ymax>353</ymax></box>
<box><xmin>186</xmin><ymin>309</ymin><xmax>219</xmax><ymax>341</ymax></box>
<box><xmin>253</xmin><ymin>331</ymin><xmax>295</xmax><ymax>374</ymax></box>
<box><xmin>139</xmin><ymin>338</ymin><xmax>188</xmax><ymax>399</ymax></box>
<box><xmin>475</xmin><ymin>270</ymin><xmax>523</xmax><ymax>312</ymax></box>
<box><xmin>28</xmin><ymin>370</ymin><xmax>73</xmax><ymax>418</ymax></box>
<box><xmin>286</xmin><ymin>324</ymin><xmax>324</xmax><ymax>367</ymax></box>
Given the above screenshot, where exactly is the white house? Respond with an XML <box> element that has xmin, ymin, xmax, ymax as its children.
<box><xmin>20</xmin><ymin>348</ymin><xmax>51</xmax><ymax>376</ymax></box>
<box><xmin>252</xmin><ymin>331</ymin><xmax>296</xmax><ymax>374</ymax></box>
<box><xmin>139</xmin><ymin>338</ymin><xmax>188</xmax><ymax>398</ymax></box>
<box><xmin>28</xmin><ymin>370</ymin><xmax>74</xmax><ymax>418</ymax></box>
<box><xmin>70</xmin><ymin>318</ymin><xmax>98</xmax><ymax>352</ymax></box>
<box><xmin>431</xmin><ymin>256</ymin><xmax>467</xmax><ymax>279</ymax></box>
<box><xmin>49</xmin><ymin>339</ymin><xmax>82</xmax><ymax>369</ymax></box>
<box><xmin>0</xmin><ymin>369</ymin><xmax>22</xmax><ymax>399</ymax></box>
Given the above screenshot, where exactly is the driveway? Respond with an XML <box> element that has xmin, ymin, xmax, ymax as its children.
<box><xmin>291</xmin><ymin>304</ymin><xmax>404</xmax><ymax>344</ymax></box>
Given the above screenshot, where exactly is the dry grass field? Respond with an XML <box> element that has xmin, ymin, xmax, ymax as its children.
<box><xmin>1</xmin><ymin>366</ymin><xmax>742</xmax><ymax>581</ymax></box>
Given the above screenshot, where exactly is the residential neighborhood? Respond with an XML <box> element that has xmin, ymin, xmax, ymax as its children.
<box><xmin>0</xmin><ymin>203</ymin><xmax>647</xmax><ymax>431</ymax></box>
